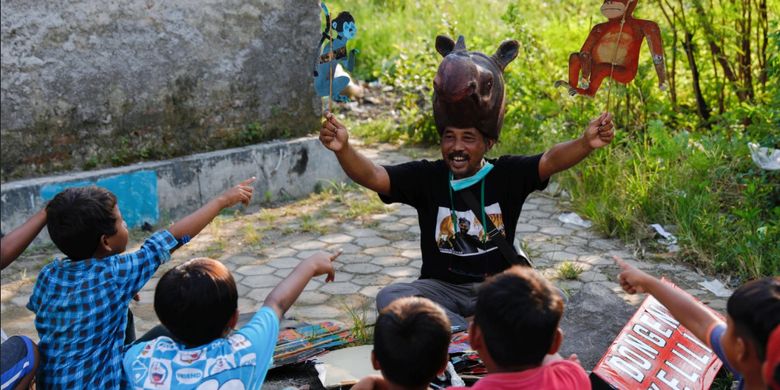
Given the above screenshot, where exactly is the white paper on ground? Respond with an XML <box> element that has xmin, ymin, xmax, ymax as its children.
<box><xmin>317</xmin><ymin>345</ymin><xmax>380</xmax><ymax>388</ymax></box>
<box><xmin>748</xmin><ymin>142</ymin><xmax>780</xmax><ymax>170</ymax></box>
<box><xmin>650</xmin><ymin>224</ymin><xmax>677</xmax><ymax>244</ymax></box>
<box><xmin>558</xmin><ymin>212</ymin><xmax>593</xmax><ymax>228</ymax></box>
<box><xmin>699</xmin><ymin>279</ymin><xmax>733</xmax><ymax>298</ymax></box>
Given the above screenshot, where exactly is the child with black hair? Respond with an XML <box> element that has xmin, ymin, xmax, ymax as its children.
<box><xmin>352</xmin><ymin>297</ymin><xmax>452</xmax><ymax>390</ymax></box>
<box><xmin>122</xmin><ymin>252</ymin><xmax>339</xmax><ymax>388</ymax></box>
<box><xmin>27</xmin><ymin>178</ymin><xmax>255</xmax><ymax>389</ymax></box>
<box><xmin>615</xmin><ymin>257</ymin><xmax>780</xmax><ymax>390</ymax></box>
<box><xmin>449</xmin><ymin>266</ymin><xmax>589</xmax><ymax>390</ymax></box>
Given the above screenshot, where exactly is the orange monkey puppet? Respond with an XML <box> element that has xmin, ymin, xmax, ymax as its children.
<box><xmin>555</xmin><ymin>0</ymin><xmax>667</xmax><ymax>97</ymax></box>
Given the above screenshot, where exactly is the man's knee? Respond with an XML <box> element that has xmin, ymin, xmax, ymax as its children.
<box><xmin>376</xmin><ymin>283</ymin><xmax>419</xmax><ymax>311</ymax></box>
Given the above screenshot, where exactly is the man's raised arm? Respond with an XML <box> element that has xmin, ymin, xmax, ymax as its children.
<box><xmin>538</xmin><ymin>112</ymin><xmax>614</xmax><ymax>181</ymax></box>
<box><xmin>319</xmin><ymin>112</ymin><xmax>391</xmax><ymax>195</ymax></box>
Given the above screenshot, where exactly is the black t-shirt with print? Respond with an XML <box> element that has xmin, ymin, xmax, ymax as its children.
<box><xmin>379</xmin><ymin>154</ymin><xmax>548</xmax><ymax>284</ymax></box>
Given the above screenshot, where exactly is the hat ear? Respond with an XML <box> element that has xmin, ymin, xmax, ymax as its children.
<box><xmin>436</xmin><ymin>35</ymin><xmax>456</xmax><ymax>57</ymax></box>
<box><xmin>492</xmin><ymin>40</ymin><xmax>519</xmax><ymax>70</ymax></box>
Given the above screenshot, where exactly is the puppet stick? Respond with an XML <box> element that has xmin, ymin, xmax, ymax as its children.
<box><xmin>328</xmin><ymin>32</ymin><xmax>334</xmax><ymax>113</ymax></box>
<box><xmin>605</xmin><ymin>0</ymin><xmax>633</xmax><ymax>113</ymax></box>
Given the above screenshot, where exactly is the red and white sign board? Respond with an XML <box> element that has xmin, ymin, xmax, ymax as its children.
<box><xmin>592</xmin><ymin>279</ymin><xmax>724</xmax><ymax>390</ymax></box>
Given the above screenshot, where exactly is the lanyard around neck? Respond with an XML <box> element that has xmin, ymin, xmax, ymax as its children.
<box><xmin>449</xmin><ymin>172</ymin><xmax>487</xmax><ymax>243</ymax></box>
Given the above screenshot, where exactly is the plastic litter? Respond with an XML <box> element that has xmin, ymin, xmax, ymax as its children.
<box><xmin>748</xmin><ymin>142</ymin><xmax>780</xmax><ymax>170</ymax></box>
<box><xmin>649</xmin><ymin>224</ymin><xmax>679</xmax><ymax>252</ymax></box>
<box><xmin>699</xmin><ymin>279</ymin><xmax>732</xmax><ymax>298</ymax></box>
<box><xmin>558</xmin><ymin>212</ymin><xmax>592</xmax><ymax>228</ymax></box>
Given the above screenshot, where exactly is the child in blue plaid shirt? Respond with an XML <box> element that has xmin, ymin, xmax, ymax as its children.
<box><xmin>27</xmin><ymin>177</ymin><xmax>255</xmax><ymax>389</ymax></box>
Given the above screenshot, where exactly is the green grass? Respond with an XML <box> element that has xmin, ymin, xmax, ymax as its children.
<box><xmin>557</xmin><ymin>261</ymin><xmax>584</xmax><ymax>280</ymax></box>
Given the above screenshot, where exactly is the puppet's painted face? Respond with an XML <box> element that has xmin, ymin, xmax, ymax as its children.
<box><xmin>601</xmin><ymin>0</ymin><xmax>628</xmax><ymax>19</ymax></box>
<box><xmin>339</xmin><ymin>21</ymin><xmax>357</xmax><ymax>40</ymax></box>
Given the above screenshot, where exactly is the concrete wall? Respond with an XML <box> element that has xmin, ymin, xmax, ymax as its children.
<box><xmin>1</xmin><ymin>0</ymin><xmax>321</xmax><ymax>182</ymax></box>
<box><xmin>0</xmin><ymin>137</ymin><xmax>348</xmax><ymax>242</ymax></box>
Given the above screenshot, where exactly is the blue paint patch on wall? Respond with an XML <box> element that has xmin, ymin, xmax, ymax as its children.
<box><xmin>39</xmin><ymin>171</ymin><xmax>159</xmax><ymax>228</ymax></box>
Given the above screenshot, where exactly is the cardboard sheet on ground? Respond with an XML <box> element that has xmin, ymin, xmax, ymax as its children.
<box><xmin>591</xmin><ymin>279</ymin><xmax>723</xmax><ymax>389</ymax></box>
<box><xmin>315</xmin><ymin>345</ymin><xmax>380</xmax><ymax>388</ymax></box>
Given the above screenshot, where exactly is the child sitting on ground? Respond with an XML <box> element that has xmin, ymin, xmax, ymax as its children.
<box><xmin>122</xmin><ymin>251</ymin><xmax>339</xmax><ymax>389</ymax></box>
<box><xmin>615</xmin><ymin>257</ymin><xmax>780</xmax><ymax>390</ymax></box>
<box><xmin>352</xmin><ymin>297</ymin><xmax>452</xmax><ymax>390</ymax></box>
<box><xmin>27</xmin><ymin>178</ymin><xmax>254</xmax><ymax>389</ymax></box>
<box><xmin>450</xmin><ymin>266</ymin><xmax>589</xmax><ymax>390</ymax></box>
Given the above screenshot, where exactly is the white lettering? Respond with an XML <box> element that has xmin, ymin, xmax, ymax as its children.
<box><xmin>618</xmin><ymin>345</ymin><xmax>652</xmax><ymax>369</ymax></box>
<box><xmin>640</xmin><ymin>314</ymin><xmax>673</xmax><ymax>338</ymax></box>
<box><xmin>666</xmin><ymin>359</ymin><xmax>700</xmax><ymax>382</ymax></box>
<box><xmin>657</xmin><ymin>369</ymin><xmax>686</xmax><ymax>390</ymax></box>
<box><xmin>673</xmin><ymin>344</ymin><xmax>703</xmax><ymax>370</ymax></box>
<box><xmin>608</xmin><ymin>356</ymin><xmax>645</xmax><ymax>382</ymax></box>
<box><xmin>683</xmin><ymin>332</ymin><xmax>711</xmax><ymax>352</ymax></box>
<box><xmin>647</xmin><ymin>303</ymin><xmax>680</xmax><ymax>328</ymax></box>
<box><xmin>677</xmin><ymin>342</ymin><xmax>710</xmax><ymax>365</ymax></box>
<box><xmin>625</xmin><ymin>334</ymin><xmax>660</xmax><ymax>359</ymax></box>
<box><xmin>633</xmin><ymin>324</ymin><xmax>667</xmax><ymax>347</ymax></box>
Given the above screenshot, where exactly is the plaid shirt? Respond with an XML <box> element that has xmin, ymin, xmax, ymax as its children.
<box><xmin>27</xmin><ymin>230</ymin><xmax>180</xmax><ymax>389</ymax></box>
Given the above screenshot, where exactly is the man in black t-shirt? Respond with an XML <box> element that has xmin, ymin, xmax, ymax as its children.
<box><xmin>319</xmin><ymin>36</ymin><xmax>614</xmax><ymax>329</ymax></box>
<box><xmin>319</xmin><ymin>110</ymin><xmax>613</xmax><ymax>329</ymax></box>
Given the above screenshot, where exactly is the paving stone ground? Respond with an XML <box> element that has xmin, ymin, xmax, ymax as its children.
<box><xmin>0</xmin><ymin>142</ymin><xmax>731</xmax><ymax>371</ymax></box>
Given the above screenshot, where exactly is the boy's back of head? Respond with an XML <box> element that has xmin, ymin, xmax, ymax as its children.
<box><xmin>155</xmin><ymin>258</ymin><xmax>238</xmax><ymax>347</ymax></box>
<box><xmin>373</xmin><ymin>297</ymin><xmax>451</xmax><ymax>388</ymax></box>
<box><xmin>728</xmin><ymin>276</ymin><xmax>780</xmax><ymax>362</ymax></box>
<box><xmin>475</xmin><ymin>266</ymin><xmax>563</xmax><ymax>369</ymax></box>
<box><xmin>46</xmin><ymin>186</ymin><xmax>118</xmax><ymax>260</ymax></box>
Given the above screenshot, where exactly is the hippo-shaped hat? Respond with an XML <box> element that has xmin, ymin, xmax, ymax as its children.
<box><xmin>432</xmin><ymin>35</ymin><xmax>519</xmax><ymax>140</ymax></box>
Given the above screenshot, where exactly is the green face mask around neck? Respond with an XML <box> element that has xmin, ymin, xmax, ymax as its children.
<box><xmin>449</xmin><ymin>161</ymin><xmax>494</xmax><ymax>191</ymax></box>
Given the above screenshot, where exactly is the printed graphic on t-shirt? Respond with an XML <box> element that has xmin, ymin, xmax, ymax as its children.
<box><xmin>435</xmin><ymin>203</ymin><xmax>504</xmax><ymax>256</ymax></box>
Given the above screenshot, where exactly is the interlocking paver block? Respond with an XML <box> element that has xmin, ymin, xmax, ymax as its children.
<box><xmin>346</xmin><ymin>228</ymin><xmax>380</xmax><ymax>237</ymax></box>
<box><xmin>266</xmin><ymin>247</ymin><xmax>298</xmax><ymax>258</ymax></box>
<box><xmin>295</xmin><ymin>291</ymin><xmax>330</xmax><ymax>305</ymax></box>
<box><xmin>540</xmin><ymin>227</ymin><xmax>574</xmax><ymax>236</ymax></box>
<box><xmin>289</xmin><ymin>305</ymin><xmax>343</xmax><ymax>319</ymax></box>
<box><xmin>380</xmin><ymin>222</ymin><xmax>408</xmax><ymax>231</ymax></box>
<box><xmin>235</xmin><ymin>265</ymin><xmax>277</xmax><ymax>276</ymax></box>
<box><xmin>319</xmin><ymin>282</ymin><xmax>360</xmax><ymax>295</ymax></box>
<box><xmin>382</xmin><ymin>267</ymin><xmax>418</xmax><ymax>278</ymax></box>
<box><xmin>354</xmin><ymin>237</ymin><xmax>390</xmax><ymax>247</ymax></box>
<box><xmin>291</xmin><ymin>241</ymin><xmax>327</xmax><ymax>250</ymax></box>
<box><xmin>242</xmin><ymin>274</ymin><xmax>283</xmax><ymax>288</ymax></box>
<box><xmin>360</xmin><ymin>285</ymin><xmax>383</xmax><ymax>298</ymax></box>
<box><xmin>579</xmin><ymin>271</ymin><xmax>608</xmax><ymax>282</ymax></box>
<box><xmin>370</xmin><ymin>256</ymin><xmax>409</xmax><ymax>266</ymax></box>
<box><xmin>268</xmin><ymin>257</ymin><xmax>302</xmax><ymax>269</ymax></box>
<box><xmin>364</xmin><ymin>246</ymin><xmax>396</xmax><ymax>256</ymax></box>
<box><xmin>391</xmin><ymin>240</ymin><xmax>418</xmax><ymax>250</ymax></box>
<box><xmin>319</xmin><ymin>234</ymin><xmax>355</xmax><ymax>244</ymax></box>
<box><xmin>247</xmin><ymin>288</ymin><xmax>274</xmax><ymax>301</ymax></box>
<box><xmin>351</xmin><ymin>274</ymin><xmax>396</xmax><ymax>286</ymax></box>
<box><xmin>343</xmin><ymin>263</ymin><xmax>382</xmax><ymax>274</ymax></box>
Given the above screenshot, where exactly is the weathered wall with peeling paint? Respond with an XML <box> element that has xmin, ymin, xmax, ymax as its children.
<box><xmin>1</xmin><ymin>137</ymin><xmax>348</xmax><ymax>241</ymax></box>
<box><xmin>0</xmin><ymin>0</ymin><xmax>321</xmax><ymax>182</ymax></box>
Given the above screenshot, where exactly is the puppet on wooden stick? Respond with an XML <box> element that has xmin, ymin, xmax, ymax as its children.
<box><xmin>314</xmin><ymin>2</ymin><xmax>359</xmax><ymax>110</ymax></box>
<box><xmin>554</xmin><ymin>0</ymin><xmax>667</xmax><ymax>100</ymax></box>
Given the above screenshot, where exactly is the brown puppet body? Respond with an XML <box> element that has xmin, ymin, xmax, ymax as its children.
<box><xmin>556</xmin><ymin>0</ymin><xmax>667</xmax><ymax>97</ymax></box>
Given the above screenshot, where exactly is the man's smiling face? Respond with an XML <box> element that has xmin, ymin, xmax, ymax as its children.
<box><xmin>440</xmin><ymin>127</ymin><xmax>495</xmax><ymax>179</ymax></box>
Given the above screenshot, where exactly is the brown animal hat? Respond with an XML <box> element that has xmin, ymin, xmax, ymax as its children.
<box><xmin>432</xmin><ymin>35</ymin><xmax>519</xmax><ymax>140</ymax></box>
